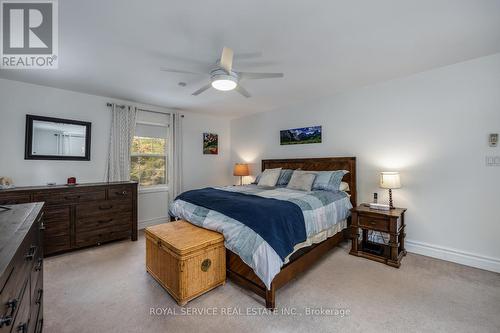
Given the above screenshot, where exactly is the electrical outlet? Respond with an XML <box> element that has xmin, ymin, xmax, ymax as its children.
<box><xmin>486</xmin><ymin>156</ymin><xmax>500</xmax><ymax>166</ymax></box>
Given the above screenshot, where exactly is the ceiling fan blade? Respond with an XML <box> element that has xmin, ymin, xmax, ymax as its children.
<box><xmin>192</xmin><ymin>83</ymin><xmax>212</xmax><ymax>96</ymax></box>
<box><xmin>220</xmin><ymin>47</ymin><xmax>234</xmax><ymax>73</ymax></box>
<box><xmin>238</xmin><ymin>72</ymin><xmax>284</xmax><ymax>80</ymax></box>
<box><xmin>160</xmin><ymin>67</ymin><xmax>205</xmax><ymax>75</ymax></box>
<box><xmin>235</xmin><ymin>85</ymin><xmax>251</xmax><ymax>98</ymax></box>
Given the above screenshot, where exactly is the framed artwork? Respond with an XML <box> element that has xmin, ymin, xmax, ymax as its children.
<box><xmin>203</xmin><ymin>133</ymin><xmax>218</xmax><ymax>154</ymax></box>
<box><xmin>280</xmin><ymin>126</ymin><xmax>322</xmax><ymax>145</ymax></box>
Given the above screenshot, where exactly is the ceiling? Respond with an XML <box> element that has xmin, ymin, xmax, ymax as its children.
<box><xmin>1</xmin><ymin>0</ymin><xmax>500</xmax><ymax>117</ymax></box>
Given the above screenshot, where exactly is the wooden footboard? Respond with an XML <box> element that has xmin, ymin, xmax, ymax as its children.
<box><xmin>227</xmin><ymin>231</ymin><xmax>346</xmax><ymax>308</ymax></box>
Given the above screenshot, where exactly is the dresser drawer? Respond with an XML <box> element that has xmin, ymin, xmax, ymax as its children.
<box><xmin>76</xmin><ymin>212</ymin><xmax>132</xmax><ymax>233</ymax></box>
<box><xmin>33</xmin><ymin>189</ymin><xmax>106</xmax><ymax>206</ymax></box>
<box><xmin>0</xmin><ymin>246</ymin><xmax>33</xmax><ymax>333</ymax></box>
<box><xmin>42</xmin><ymin>206</ymin><xmax>70</xmax><ymax>238</ymax></box>
<box><xmin>76</xmin><ymin>200</ymin><xmax>132</xmax><ymax>219</ymax></box>
<box><xmin>75</xmin><ymin>225</ymin><xmax>131</xmax><ymax>248</ymax></box>
<box><xmin>108</xmin><ymin>185</ymin><xmax>134</xmax><ymax>201</ymax></box>
<box><xmin>0</xmin><ymin>193</ymin><xmax>31</xmax><ymax>205</ymax></box>
<box><xmin>358</xmin><ymin>215</ymin><xmax>389</xmax><ymax>232</ymax></box>
<box><xmin>43</xmin><ymin>235</ymin><xmax>71</xmax><ymax>255</ymax></box>
<box><xmin>0</xmin><ymin>268</ymin><xmax>26</xmax><ymax>332</ymax></box>
<box><xmin>30</xmin><ymin>274</ymin><xmax>43</xmax><ymax>328</ymax></box>
<box><xmin>8</xmin><ymin>282</ymin><xmax>31</xmax><ymax>333</ymax></box>
<box><xmin>29</xmin><ymin>286</ymin><xmax>42</xmax><ymax>333</ymax></box>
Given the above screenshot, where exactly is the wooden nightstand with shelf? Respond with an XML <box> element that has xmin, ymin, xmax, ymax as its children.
<box><xmin>350</xmin><ymin>205</ymin><xmax>407</xmax><ymax>267</ymax></box>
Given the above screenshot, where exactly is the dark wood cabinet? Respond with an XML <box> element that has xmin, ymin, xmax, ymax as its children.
<box><xmin>0</xmin><ymin>182</ymin><xmax>138</xmax><ymax>256</ymax></box>
<box><xmin>0</xmin><ymin>203</ymin><xmax>44</xmax><ymax>333</ymax></box>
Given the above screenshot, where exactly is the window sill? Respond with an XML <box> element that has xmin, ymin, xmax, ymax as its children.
<box><xmin>139</xmin><ymin>186</ymin><xmax>169</xmax><ymax>194</ymax></box>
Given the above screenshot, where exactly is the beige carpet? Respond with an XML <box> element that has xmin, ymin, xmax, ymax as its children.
<box><xmin>44</xmin><ymin>231</ymin><xmax>500</xmax><ymax>333</ymax></box>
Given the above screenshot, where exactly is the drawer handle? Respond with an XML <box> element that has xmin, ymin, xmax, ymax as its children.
<box><xmin>0</xmin><ymin>298</ymin><xmax>18</xmax><ymax>327</ymax></box>
<box><xmin>369</xmin><ymin>221</ymin><xmax>377</xmax><ymax>225</ymax></box>
<box><xmin>0</xmin><ymin>315</ymin><xmax>12</xmax><ymax>328</ymax></box>
<box><xmin>201</xmin><ymin>259</ymin><xmax>211</xmax><ymax>272</ymax></box>
<box><xmin>64</xmin><ymin>195</ymin><xmax>81</xmax><ymax>200</ymax></box>
<box><xmin>98</xmin><ymin>218</ymin><xmax>113</xmax><ymax>224</ymax></box>
<box><xmin>35</xmin><ymin>289</ymin><xmax>43</xmax><ymax>305</ymax></box>
<box><xmin>16</xmin><ymin>322</ymin><xmax>28</xmax><ymax>333</ymax></box>
<box><xmin>35</xmin><ymin>258</ymin><xmax>43</xmax><ymax>271</ymax></box>
<box><xmin>39</xmin><ymin>221</ymin><xmax>46</xmax><ymax>230</ymax></box>
<box><xmin>99</xmin><ymin>205</ymin><xmax>113</xmax><ymax>210</ymax></box>
<box><xmin>115</xmin><ymin>191</ymin><xmax>128</xmax><ymax>196</ymax></box>
<box><xmin>25</xmin><ymin>245</ymin><xmax>37</xmax><ymax>261</ymax></box>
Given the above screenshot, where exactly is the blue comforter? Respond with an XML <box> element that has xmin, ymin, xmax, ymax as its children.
<box><xmin>176</xmin><ymin>187</ymin><xmax>307</xmax><ymax>260</ymax></box>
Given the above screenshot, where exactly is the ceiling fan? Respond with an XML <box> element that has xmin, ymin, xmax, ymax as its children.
<box><xmin>160</xmin><ymin>47</ymin><xmax>284</xmax><ymax>98</ymax></box>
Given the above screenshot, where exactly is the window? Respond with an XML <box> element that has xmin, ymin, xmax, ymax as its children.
<box><xmin>130</xmin><ymin>111</ymin><xmax>169</xmax><ymax>187</ymax></box>
<box><xmin>130</xmin><ymin>137</ymin><xmax>167</xmax><ymax>186</ymax></box>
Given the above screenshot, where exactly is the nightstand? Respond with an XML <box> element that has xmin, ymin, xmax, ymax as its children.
<box><xmin>349</xmin><ymin>205</ymin><xmax>407</xmax><ymax>267</ymax></box>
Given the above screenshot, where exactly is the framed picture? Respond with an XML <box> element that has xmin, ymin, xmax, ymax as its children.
<box><xmin>280</xmin><ymin>126</ymin><xmax>322</xmax><ymax>145</ymax></box>
<box><xmin>203</xmin><ymin>133</ymin><xmax>218</xmax><ymax>154</ymax></box>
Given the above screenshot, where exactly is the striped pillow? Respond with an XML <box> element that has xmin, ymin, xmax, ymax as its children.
<box><xmin>311</xmin><ymin>170</ymin><xmax>348</xmax><ymax>192</ymax></box>
<box><xmin>276</xmin><ymin>169</ymin><xmax>294</xmax><ymax>186</ymax></box>
<box><xmin>253</xmin><ymin>169</ymin><xmax>294</xmax><ymax>186</ymax></box>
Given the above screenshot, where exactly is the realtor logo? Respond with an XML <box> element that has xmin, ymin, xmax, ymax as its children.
<box><xmin>1</xmin><ymin>0</ymin><xmax>58</xmax><ymax>69</ymax></box>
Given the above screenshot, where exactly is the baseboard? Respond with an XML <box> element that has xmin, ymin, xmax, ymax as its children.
<box><xmin>406</xmin><ymin>239</ymin><xmax>500</xmax><ymax>273</ymax></box>
<box><xmin>138</xmin><ymin>216</ymin><xmax>169</xmax><ymax>230</ymax></box>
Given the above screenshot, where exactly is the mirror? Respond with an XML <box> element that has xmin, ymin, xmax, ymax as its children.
<box><xmin>25</xmin><ymin>115</ymin><xmax>91</xmax><ymax>160</ymax></box>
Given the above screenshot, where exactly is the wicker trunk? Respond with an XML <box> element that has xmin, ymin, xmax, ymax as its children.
<box><xmin>145</xmin><ymin>221</ymin><xmax>226</xmax><ymax>306</ymax></box>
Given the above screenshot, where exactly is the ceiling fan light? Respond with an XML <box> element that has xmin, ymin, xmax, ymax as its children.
<box><xmin>211</xmin><ymin>78</ymin><xmax>237</xmax><ymax>91</ymax></box>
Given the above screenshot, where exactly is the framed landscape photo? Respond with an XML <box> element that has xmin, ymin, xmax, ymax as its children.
<box><xmin>280</xmin><ymin>126</ymin><xmax>322</xmax><ymax>145</ymax></box>
<box><xmin>203</xmin><ymin>133</ymin><xmax>218</xmax><ymax>154</ymax></box>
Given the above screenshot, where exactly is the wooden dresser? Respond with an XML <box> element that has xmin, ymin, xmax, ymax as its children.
<box><xmin>0</xmin><ymin>203</ymin><xmax>44</xmax><ymax>333</ymax></box>
<box><xmin>0</xmin><ymin>182</ymin><xmax>138</xmax><ymax>256</ymax></box>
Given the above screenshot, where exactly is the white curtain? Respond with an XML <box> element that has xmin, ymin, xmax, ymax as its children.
<box><xmin>168</xmin><ymin>112</ymin><xmax>183</xmax><ymax>204</ymax></box>
<box><xmin>106</xmin><ymin>104</ymin><xmax>137</xmax><ymax>182</ymax></box>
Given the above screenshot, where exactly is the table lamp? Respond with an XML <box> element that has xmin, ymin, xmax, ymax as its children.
<box><xmin>233</xmin><ymin>163</ymin><xmax>249</xmax><ymax>186</ymax></box>
<box><xmin>379</xmin><ymin>172</ymin><xmax>401</xmax><ymax>209</ymax></box>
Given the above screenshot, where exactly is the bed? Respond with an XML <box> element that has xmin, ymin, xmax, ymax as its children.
<box><xmin>170</xmin><ymin>157</ymin><xmax>357</xmax><ymax>308</ymax></box>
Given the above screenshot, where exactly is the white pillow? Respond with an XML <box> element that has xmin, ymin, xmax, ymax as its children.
<box><xmin>286</xmin><ymin>170</ymin><xmax>317</xmax><ymax>191</ymax></box>
<box><xmin>340</xmin><ymin>181</ymin><xmax>350</xmax><ymax>192</ymax></box>
<box><xmin>257</xmin><ymin>168</ymin><xmax>282</xmax><ymax>187</ymax></box>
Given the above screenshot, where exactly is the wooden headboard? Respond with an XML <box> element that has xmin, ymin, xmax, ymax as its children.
<box><xmin>261</xmin><ymin>157</ymin><xmax>357</xmax><ymax>207</ymax></box>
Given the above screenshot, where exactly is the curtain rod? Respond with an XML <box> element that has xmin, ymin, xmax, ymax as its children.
<box><xmin>106</xmin><ymin>103</ymin><xmax>183</xmax><ymax>117</ymax></box>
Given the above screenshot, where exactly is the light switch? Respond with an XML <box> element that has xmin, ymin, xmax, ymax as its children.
<box><xmin>490</xmin><ymin>133</ymin><xmax>498</xmax><ymax>147</ymax></box>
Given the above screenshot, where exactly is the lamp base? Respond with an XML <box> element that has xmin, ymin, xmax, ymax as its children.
<box><xmin>388</xmin><ymin>189</ymin><xmax>395</xmax><ymax>209</ymax></box>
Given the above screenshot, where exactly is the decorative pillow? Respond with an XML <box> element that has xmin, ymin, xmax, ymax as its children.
<box><xmin>257</xmin><ymin>168</ymin><xmax>282</xmax><ymax>187</ymax></box>
<box><xmin>311</xmin><ymin>170</ymin><xmax>349</xmax><ymax>192</ymax></box>
<box><xmin>253</xmin><ymin>169</ymin><xmax>293</xmax><ymax>186</ymax></box>
<box><xmin>286</xmin><ymin>170</ymin><xmax>317</xmax><ymax>191</ymax></box>
<box><xmin>276</xmin><ymin>169</ymin><xmax>294</xmax><ymax>186</ymax></box>
<box><xmin>339</xmin><ymin>181</ymin><xmax>350</xmax><ymax>192</ymax></box>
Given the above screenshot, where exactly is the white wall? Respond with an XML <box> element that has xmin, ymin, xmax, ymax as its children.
<box><xmin>182</xmin><ymin>113</ymin><xmax>232</xmax><ymax>190</ymax></box>
<box><xmin>0</xmin><ymin>79</ymin><xmax>232</xmax><ymax>227</ymax></box>
<box><xmin>230</xmin><ymin>54</ymin><xmax>500</xmax><ymax>272</ymax></box>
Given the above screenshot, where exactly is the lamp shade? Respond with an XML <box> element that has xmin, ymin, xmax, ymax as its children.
<box><xmin>233</xmin><ymin>163</ymin><xmax>250</xmax><ymax>177</ymax></box>
<box><xmin>380</xmin><ymin>172</ymin><xmax>401</xmax><ymax>189</ymax></box>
